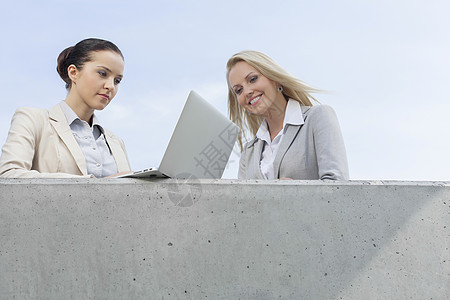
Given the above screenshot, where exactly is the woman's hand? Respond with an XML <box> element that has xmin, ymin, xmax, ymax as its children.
<box><xmin>105</xmin><ymin>171</ymin><xmax>133</xmax><ymax>178</ymax></box>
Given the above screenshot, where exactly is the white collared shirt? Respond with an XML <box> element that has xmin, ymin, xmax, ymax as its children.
<box><xmin>60</xmin><ymin>102</ymin><xmax>118</xmax><ymax>178</ymax></box>
<box><xmin>256</xmin><ymin>99</ymin><xmax>304</xmax><ymax>179</ymax></box>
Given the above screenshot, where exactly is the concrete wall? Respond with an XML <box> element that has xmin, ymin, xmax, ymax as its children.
<box><xmin>0</xmin><ymin>179</ymin><xmax>448</xmax><ymax>299</ymax></box>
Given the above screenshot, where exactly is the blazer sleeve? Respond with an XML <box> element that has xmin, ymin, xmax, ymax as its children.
<box><xmin>310</xmin><ymin>105</ymin><xmax>349</xmax><ymax>180</ymax></box>
<box><xmin>0</xmin><ymin>108</ymin><xmax>90</xmax><ymax>178</ymax></box>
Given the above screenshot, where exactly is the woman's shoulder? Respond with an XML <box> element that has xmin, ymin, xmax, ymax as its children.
<box><xmin>15</xmin><ymin>106</ymin><xmax>47</xmax><ymax>114</ymax></box>
<box><xmin>6</xmin><ymin>107</ymin><xmax>51</xmax><ymax>141</ymax></box>
<box><xmin>302</xmin><ymin>104</ymin><xmax>337</xmax><ymax>120</ymax></box>
<box><xmin>12</xmin><ymin>107</ymin><xmax>49</xmax><ymax>123</ymax></box>
<box><xmin>304</xmin><ymin>103</ymin><xmax>335</xmax><ymax>113</ymax></box>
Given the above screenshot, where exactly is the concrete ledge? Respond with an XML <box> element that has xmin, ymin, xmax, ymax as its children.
<box><xmin>0</xmin><ymin>179</ymin><xmax>449</xmax><ymax>299</ymax></box>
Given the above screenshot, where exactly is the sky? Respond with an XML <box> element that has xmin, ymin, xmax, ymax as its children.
<box><xmin>0</xmin><ymin>0</ymin><xmax>449</xmax><ymax>181</ymax></box>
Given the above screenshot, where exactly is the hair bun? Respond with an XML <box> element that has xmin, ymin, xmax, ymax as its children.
<box><xmin>56</xmin><ymin>46</ymin><xmax>74</xmax><ymax>86</ymax></box>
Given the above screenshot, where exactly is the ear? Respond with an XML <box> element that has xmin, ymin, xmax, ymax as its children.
<box><xmin>67</xmin><ymin>64</ymin><xmax>79</xmax><ymax>83</ymax></box>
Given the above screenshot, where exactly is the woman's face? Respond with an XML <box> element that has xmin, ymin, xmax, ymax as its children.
<box><xmin>228</xmin><ymin>61</ymin><xmax>283</xmax><ymax>117</ymax></box>
<box><xmin>69</xmin><ymin>50</ymin><xmax>124</xmax><ymax>111</ymax></box>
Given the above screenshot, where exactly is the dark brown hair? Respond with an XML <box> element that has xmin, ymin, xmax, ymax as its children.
<box><xmin>56</xmin><ymin>38</ymin><xmax>123</xmax><ymax>90</ymax></box>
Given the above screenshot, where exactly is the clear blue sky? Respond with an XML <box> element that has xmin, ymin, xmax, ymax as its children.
<box><xmin>1</xmin><ymin>0</ymin><xmax>449</xmax><ymax>180</ymax></box>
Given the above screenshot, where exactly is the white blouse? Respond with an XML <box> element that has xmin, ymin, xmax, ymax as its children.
<box><xmin>60</xmin><ymin>102</ymin><xmax>118</xmax><ymax>178</ymax></box>
<box><xmin>256</xmin><ymin>99</ymin><xmax>304</xmax><ymax>179</ymax></box>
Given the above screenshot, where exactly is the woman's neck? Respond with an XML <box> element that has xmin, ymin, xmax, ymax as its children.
<box><xmin>264</xmin><ymin>98</ymin><xmax>288</xmax><ymax>141</ymax></box>
<box><xmin>64</xmin><ymin>94</ymin><xmax>94</xmax><ymax>125</ymax></box>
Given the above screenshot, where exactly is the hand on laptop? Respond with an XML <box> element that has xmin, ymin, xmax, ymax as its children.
<box><xmin>105</xmin><ymin>171</ymin><xmax>134</xmax><ymax>178</ymax></box>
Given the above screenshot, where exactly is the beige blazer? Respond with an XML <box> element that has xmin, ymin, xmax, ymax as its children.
<box><xmin>0</xmin><ymin>104</ymin><xmax>131</xmax><ymax>178</ymax></box>
<box><xmin>238</xmin><ymin>105</ymin><xmax>349</xmax><ymax>180</ymax></box>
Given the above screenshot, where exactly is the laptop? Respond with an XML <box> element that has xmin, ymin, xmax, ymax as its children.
<box><xmin>118</xmin><ymin>90</ymin><xmax>239</xmax><ymax>179</ymax></box>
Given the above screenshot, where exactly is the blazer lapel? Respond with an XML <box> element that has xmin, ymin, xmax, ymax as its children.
<box><xmin>272</xmin><ymin>105</ymin><xmax>311</xmax><ymax>178</ymax></box>
<box><xmin>272</xmin><ymin>125</ymin><xmax>302</xmax><ymax>178</ymax></box>
<box><xmin>252</xmin><ymin>139</ymin><xmax>265</xmax><ymax>179</ymax></box>
<box><xmin>104</xmin><ymin>130</ymin><xmax>130</xmax><ymax>172</ymax></box>
<box><xmin>248</xmin><ymin>138</ymin><xmax>265</xmax><ymax>179</ymax></box>
<box><xmin>48</xmin><ymin>104</ymin><xmax>88</xmax><ymax>175</ymax></box>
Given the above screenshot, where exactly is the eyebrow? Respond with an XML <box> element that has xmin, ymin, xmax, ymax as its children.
<box><xmin>232</xmin><ymin>71</ymin><xmax>256</xmax><ymax>89</ymax></box>
<box><xmin>97</xmin><ymin>65</ymin><xmax>123</xmax><ymax>78</ymax></box>
<box><xmin>245</xmin><ymin>72</ymin><xmax>256</xmax><ymax>81</ymax></box>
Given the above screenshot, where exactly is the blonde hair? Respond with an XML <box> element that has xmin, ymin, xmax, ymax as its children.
<box><xmin>226</xmin><ymin>50</ymin><xmax>320</xmax><ymax>151</ymax></box>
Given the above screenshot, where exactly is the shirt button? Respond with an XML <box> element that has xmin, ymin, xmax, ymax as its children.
<box><xmin>92</xmin><ymin>147</ymin><xmax>96</xmax><ymax>150</ymax></box>
<box><xmin>96</xmin><ymin>163</ymin><xmax>101</xmax><ymax>167</ymax></box>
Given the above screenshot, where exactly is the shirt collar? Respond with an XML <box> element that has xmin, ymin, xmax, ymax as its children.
<box><xmin>60</xmin><ymin>101</ymin><xmax>105</xmax><ymax>134</ymax></box>
<box><xmin>60</xmin><ymin>101</ymin><xmax>79</xmax><ymax>125</ymax></box>
<box><xmin>284</xmin><ymin>99</ymin><xmax>304</xmax><ymax>128</ymax></box>
<box><xmin>59</xmin><ymin>101</ymin><xmax>103</xmax><ymax>132</ymax></box>
<box><xmin>256</xmin><ymin>99</ymin><xmax>305</xmax><ymax>142</ymax></box>
<box><xmin>256</xmin><ymin>118</ymin><xmax>271</xmax><ymax>143</ymax></box>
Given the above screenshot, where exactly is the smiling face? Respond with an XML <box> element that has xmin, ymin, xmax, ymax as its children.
<box><xmin>228</xmin><ymin>61</ymin><xmax>285</xmax><ymax>118</ymax></box>
<box><xmin>67</xmin><ymin>50</ymin><xmax>124</xmax><ymax>114</ymax></box>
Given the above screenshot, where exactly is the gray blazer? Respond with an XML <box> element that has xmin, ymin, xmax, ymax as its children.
<box><xmin>238</xmin><ymin>105</ymin><xmax>349</xmax><ymax>180</ymax></box>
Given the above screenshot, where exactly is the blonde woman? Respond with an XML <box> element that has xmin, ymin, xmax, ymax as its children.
<box><xmin>0</xmin><ymin>38</ymin><xmax>131</xmax><ymax>178</ymax></box>
<box><xmin>227</xmin><ymin>50</ymin><xmax>349</xmax><ymax>180</ymax></box>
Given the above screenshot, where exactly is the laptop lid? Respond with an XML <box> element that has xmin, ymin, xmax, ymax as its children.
<box><xmin>157</xmin><ymin>90</ymin><xmax>239</xmax><ymax>179</ymax></box>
